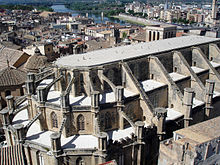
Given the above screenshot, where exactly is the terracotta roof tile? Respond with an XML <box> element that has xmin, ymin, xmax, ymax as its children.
<box><xmin>0</xmin><ymin>67</ymin><xmax>26</xmax><ymax>86</ymax></box>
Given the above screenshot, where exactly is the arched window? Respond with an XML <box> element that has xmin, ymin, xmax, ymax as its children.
<box><xmin>77</xmin><ymin>114</ymin><xmax>85</xmax><ymax>131</ymax></box>
<box><xmin>51</xmin><ymin>112</ymin><xmax>58</xmax><ymax>128</ymax></box>
<box><xmin>105</xmin><ymin>112</ymin><xmax>111</xmax><ymax>129</ymax></box>
<box><xmin>76</xmin><ymin>157</ymin><xmax>85</xmax><ymax>165</ymax></box>
<box><xmin>80</xmin><ymin>74</ymin><xmax>84</xmax><ymax>94</ymax></box>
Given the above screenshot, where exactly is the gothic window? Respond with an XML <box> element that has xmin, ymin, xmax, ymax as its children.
<box><xmin>80</xmin><ymin>74</ymin><xmax>84</xmax><ymax>94</ymax></box>
<box><xmin>77</xmin><ymin>114</ymin><xmax>85</xmax><ymax>131</ymax></box>
<box><xmin>112</xmin><ymin>112</ymin><xmax>115</xmax><ymax>123</ymax></box>
<box><xmin>76</xmin><ymin>157</ymin><xmax>85</xmax><ymax>165</ymax></box>
<box><xmin>105</xmin><ymin>112</ymin><xmax>111</xmax><ymax>129</ymax></box>
<box><xmin>51</xmin><ymin>112</ymin><xmax>58</xmax><ymax>128</ymax></box>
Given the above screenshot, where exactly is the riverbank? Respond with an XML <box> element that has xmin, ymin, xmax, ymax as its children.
<box><xmin>113</xmin><ymin>15</ymin><xmax>149</xmax><ymax>26</ymax></box>
<box><xmin>51</xmin><ymin>5</ymin><xmax>127</xmax><ymax>25</ymax></box>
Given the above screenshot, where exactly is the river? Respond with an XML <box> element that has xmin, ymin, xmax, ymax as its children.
<box><xmin>51</xmin><ymin>5</ymin><xmax>127</xmax><ymax>25</ymax></box>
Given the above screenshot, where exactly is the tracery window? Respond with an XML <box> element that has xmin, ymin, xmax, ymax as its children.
<box><xmin>105</xmin><ymin>112</ymin><xmax>111</xmax><ymax>129</ymax></box>
<box><xmin>51</xmin><ymin>112</ymin><xmax>58</xmax><ymax>128</ymax></box>
<box><xmin>77</xmin><ymin>114</ymin><xmax>85</xmax><ymax>131</ymax></box>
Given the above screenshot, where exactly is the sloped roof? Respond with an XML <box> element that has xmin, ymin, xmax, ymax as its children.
<box><xmin>24</xmin><ymin>48</ymin><xmax>49</xmax><ymax>72</ymax></box>
<box><xmin>131</xmin><ymin>31</ymin><xmax>146</xmax><ymax>42</ymax></box>
<box><xmin>0</xmin><ymin>67</ymin><xmax>27</xmax><ymax>86</ymax></box>
<box><xmin>0</xmin><ymin>46</ymin><xmax>25</xmax><ymax>70</ymax></box>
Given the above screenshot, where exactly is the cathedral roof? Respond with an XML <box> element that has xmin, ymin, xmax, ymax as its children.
<box><xmin>55</xmin><ymin>36</ymin><xmax>220</xmax><ymax>68</ymax></box>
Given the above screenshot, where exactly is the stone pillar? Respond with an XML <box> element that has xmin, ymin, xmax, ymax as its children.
<box><xmin>0</xmin><ymin>108</ymin><xmax>11</xmax><ymax>127</ymax></box>
<box><xmin>122</xmin><ymin>71</ymin><xmax>126</xmax><ymax>87</ymax></box>
<box><xmin>91</xmin><ymin>91</ymin><xmax>100</xmax><ymax>110</ymax></box>
<box><xmin>50</xmin><ymin>132</ymin><xmax>62</xmax><ymax>156</ymax></box>
<box><xmin>154</xmin><ymin>107</ymin><xmax>167</xmax><ymax>140</ymax></box>
<box><xmin>98</xmin><ymin>132</ymin><xmax>107</xmax><ymax>164</ymax></box>
<box><xmin>13</xmin><ymin>124</ymin><xmax>25</xmax><ymax>144</ymax></box>
<box><xmin>60</xmin><ymin>92</ymin><xmax>69</xmax><ymax>111</ymax></box>
<box><xmin>98</xmin><ymin>69</ymin><xmax>104</xmax><ymax>91</ymax></box>
<box><xmin>91</xmin><ymin>91</ymin><xmax>100</xmax><ymax>134</ymax></box>
<box><xmin>183</xmin><ymin>88</ymin><xmax>195</xmax><ymax>127</ymax></box>
<box><xmin>115</xmin><ymin>86</ymin><xmax>125</xmax><ymax>130</ymax></box>
<box><xmin>115</xmin><ymin>86</ymin><xmax>124</xmax><ymax>104</ymax></box>
<box><xmin>36</xmin><ymin>87</ymin><xmax>47</xmax><ymax>103</ymax></box>
<box><xmin>26</xmin><ymin>73</ymin><xmax>35</xmax><ymax>95</ymax></box>
<box><xmin>135</xmin><ymin>121</ymin><xmax>144</xmax><ymax>143</ymax></box>
<box><xmin>135</xmin><ymin>121</ymin><xmax>145</xmax><ymax>165</ymax></box>
<box><xmin>50</xmin><ymin>132</ymin><xmax>62</xmax><ymax>165</ymax></box>
<box><xmin>98</xmin><ymin>132</ymin><xmax>107</xmax><ymax>152</ymax></box>
<box><xmin>36</xmin><ymin>87</ymin><xmax>47</xmax><ymax>131</ymax></box>
<box><xmin>0</xmin><ymin>108</ymin><xmax>12</xmax><ymax>145</ymax></box>
<box><xmin>6</xmin><ymin>95</ymin><xmax>15</xmax><ymax>113</ymax></box>
<box><xmin>204</xmin><ymin>80</ymin><xmax>215</xmax><ymax>119</ymax></box>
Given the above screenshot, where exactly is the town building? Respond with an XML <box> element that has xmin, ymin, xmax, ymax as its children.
<box><xmin>145</xmin><ymin>25</ymin><xmax>177</xmax><ymax>42</ymax></box>
<box><xmin>159</xmin><ymin>116</ymin><xmax>220</xmax><ymax>164</ymax></box>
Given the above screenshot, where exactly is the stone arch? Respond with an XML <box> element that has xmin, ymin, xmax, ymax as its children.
<box><xmin>76</xmin><ymin>157</ymin><xmax>85</xmax><ymax>165</ymax></box>
<box><xmin>77</xmin><ymin>114</ymin><xmax>85</xmax><ymax>131</ymax></box>
<box><xmin>105</xmin><ymin>112</ymin><xmax>111</xmax><ymax>129</ymax></box>
<box><xmin>51</xmin><ymin>112</ymin><xmax>58</xmax><ymax>128</ymax></box>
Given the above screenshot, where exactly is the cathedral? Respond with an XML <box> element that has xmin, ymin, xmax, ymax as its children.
<box><xmin>1</xmin><ymin>36</ymin><xmax>220</xmax><ymax>165</ymax></box>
